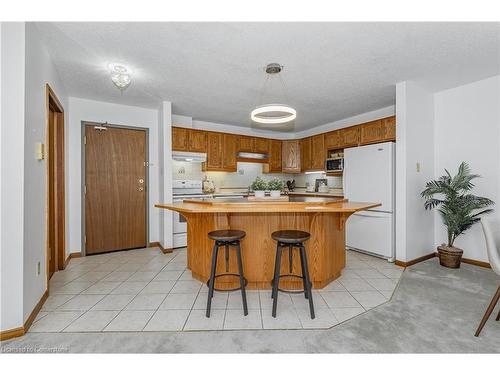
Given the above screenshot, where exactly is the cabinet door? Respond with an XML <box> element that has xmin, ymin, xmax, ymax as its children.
<box><xmin>172</xmin><ymin>127</ymin><xmax>188</xmax><ymax>151</ymax></box>
<box><xmin>282</xmin><ymin>140</ymin><xmax>301</xmax><ymax>173</ymax></box>
<box><xmin>238</xmin><ymin>136</ymin><xmax>254</xmax><ymax>152</ymax></box>
<box><xmin>268</xmin><ymin>139</ymin><xmax>282</xmax><ymax>173</ymax></box>
<box><xmin>382</xmin><ymin>116</ymin><xmax>396</xmax><ymax>141</ymax></box>
<box><xmin>254</xmin><ymin>137</ymin><xmax>270</xmax><ymax>154</ymax></box>
<box><xmin>340</xmin><ymin>126</ymin><xmax>360</xmax><ymax>148</ymax></box>
<box><xmin>311</xmin><ymin>134</ymin><xmax>325</xmax><ymax>170</ymax></box>
<box><xmin>300</xmin><ymin>137</ymin><xmax>312</xmax><ymax>172</ymax></box>
<box><xmin>188</xmin><ymin>129</ymin><xmax>207</xmax><ymax>152</ymax></box>
<box><xmin>222</xmin><ymin>133</ymin><xmax>238</xmax><ymax>171</ymax></box>
<box><xmin>205</xmin><ymin>132</ymin><xmax>223</xmax><ymax>170</ymax></box>
<box><xmin>359</xmin><ymin>120</ymin><xmax>384</xmax><ymax>145</ymax></box>
<box><xmin>325</xmin><ymin>130</ymin><xmax>341</xmax><ymax>150</ymax></box>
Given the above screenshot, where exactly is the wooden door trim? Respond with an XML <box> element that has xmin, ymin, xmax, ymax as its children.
<box><xmin>45</xmin><ymin>84</ymin><xmax>65</xmax><ymax>288</ymax></box>
<box><xmin>81</xmin><ymin>121</ymin><xmax>150</xmax><ymax>256</ymax></box>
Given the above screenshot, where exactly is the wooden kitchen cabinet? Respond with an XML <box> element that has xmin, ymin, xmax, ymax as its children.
<box><xmin>282</xmin><ymin>140</ymin><xmax>301</xmax><ymax>173</ymax></box>
<box><xmin>238</xmin><ymin>136</ymin><xmax>254</xmax><ymax>152</ymax></box>
<box><xmin>300</xmin><ymin>137</ymin><xmax>312</xmax><ymax>172</ymax></box>
<box><xmin>204</xmin><ymin>132</ymin><xmax>223</xmax><ymax>170</ymax></box>
<box><xmin>172</xmin><ymin>127</ymin><xmax>188</xmax><ymax>151</ymax></box>
<box><xmin>359</xmin><ymin>120</ymin><xmax>384</xmax><ymax>145</ymax></box>
<box><xmin>254</xmin><ymin>137</ymin><xmax>270</xmax><ymax>154</ymax></box>
<box><xmin>222</xmin><ymin>133</ymin><xmax>238</xmax><ymax>171</ymax></box>
<box><xmin>382</xmin><ymin>116</ymin><xmax>396</xmax><ymax>141</ymax></box>
<box><xmin>310</xmin><ymin>134</ymin><xmax>325</xmax><ymax>170</ymax></box>
<box><xmin>263</xmin><ymin>139</ymin><xmax>282</xmax><ymax>173</ymax></box>
<box><xmin>188</xmin><ymin>129</ymin><xmax>207</xmax><ymax>152</ymax></box>
<box><xmin>340</xmin><ymin>126</ymin><xmax>360</xmax><ymax>148</ymax></box>
<box><xmin>325</xmin><ymin>130</ymin><xmax>341</xmax><ymax>150</ymax></box>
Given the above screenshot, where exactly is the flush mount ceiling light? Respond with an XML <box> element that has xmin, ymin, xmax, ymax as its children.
<box><xmin>251</xmin><ymin>63</ymin><xmax>296</xmax><ymax>125</ymax></box>
<box><xmin>109</xmin><ymin>63</ymin><xmax>131</xmax><ymax>92</ymax></box>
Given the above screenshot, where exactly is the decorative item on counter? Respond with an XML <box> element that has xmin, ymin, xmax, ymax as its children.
<box><xmin>421</xmin><ymin>162</ymin><xmax>494</xmax><ymax>269</ymax></box>
<box><xmin>202</xmin><ymin>175</ymin><xmax>215</xmax><ymax>193</ymax></box>
<box><xmin>286</xmin><ymin>179</ymin><xmax>295</xmax><ymax>192</ymax></box>
<box><xmin>268</xmin><ymin>178</ymin><xmax>285</xmax><ymax>198</ymax></box>
<box><xmin>315</xmin><ymin>178</ymin><xmax>328</xmax><ymax>192</ymax></box>
<box><xmin>305</xmin><ymin>182</ymin><xmax>315</xmax><ymax>192</ymax></box>
<box><xmin>318</xmin><ymin>181</ymin><xmax>329</xmax><ymax>193</ymax></box>
<box><xmin>251</xmin><ymin>176</ymin><xmax>268</xmax><ymax>198</ymax></box>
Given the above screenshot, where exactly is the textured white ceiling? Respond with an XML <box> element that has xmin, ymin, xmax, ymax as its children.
<box><xmin>36</xmin><ymin>22</ymin><xmax>500</xmax><ymax>131</ymax></box>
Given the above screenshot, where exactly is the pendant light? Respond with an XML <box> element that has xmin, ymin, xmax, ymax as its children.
<box><xmin>251</xmin><ymin>63</ymin><xmax>296</xmax><ymax>125</ymax></box>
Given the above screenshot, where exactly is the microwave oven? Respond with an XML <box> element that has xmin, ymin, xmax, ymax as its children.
<box><xmin>325</xmin><ymin>157</ymin><xmax>343</xmax><ymax>173</ymax></box>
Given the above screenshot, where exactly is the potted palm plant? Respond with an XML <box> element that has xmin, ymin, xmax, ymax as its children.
<box><xmin>251</xmin><ymin>176</ymin><xmax>268</xmax><ymax>198</ymax></box>
<box><xmin>268</xmin><ymin>178</ymin><xmax>284</xmax><ymax>198</ymax></box>
<box><xmin>421</xmin><ymin>162</ymin><xmax>494</xmax><ymax>268</ymax></box>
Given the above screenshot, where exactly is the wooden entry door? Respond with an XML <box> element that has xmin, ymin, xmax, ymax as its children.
<box><xmin>84</xmin><ymin>124</ymin><xmax>147</xmax><ymax>255</ymax></box>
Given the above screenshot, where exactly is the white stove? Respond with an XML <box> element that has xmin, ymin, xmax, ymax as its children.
<box><xmin>172</xmin><ymin>180</ymin><xmax>213</xmax><ymax>248</ymax></box>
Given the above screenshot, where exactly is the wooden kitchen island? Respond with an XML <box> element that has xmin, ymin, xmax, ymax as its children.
<box><xmin>155</xmin><ymin>198</ymin><xmax>380</xmax><ymax>290</ymax></box>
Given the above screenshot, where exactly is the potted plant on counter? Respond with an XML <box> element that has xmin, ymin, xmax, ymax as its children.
<box><xmin>421</xmin><ymin>162</ymin><xmax>494</xmax><ymax>268</ymax></box>
<box><xmin>251</xmin><ymin>176</ymin><xmax>268</xmax><ymax>198</ymax></box>
<box><xmin>268</xmin><ymin>178</ymin><xmax>285</xmax><ymax>198</ymax></box>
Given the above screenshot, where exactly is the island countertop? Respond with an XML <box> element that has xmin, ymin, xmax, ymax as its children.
<box><xmin>155</xmin><ymin>197</ymin><xmax>380</xmax><ymax>290</ymax></box>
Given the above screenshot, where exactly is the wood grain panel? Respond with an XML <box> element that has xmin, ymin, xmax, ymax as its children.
<box><xmin>360</xmin><ymin>120</ymin><xmax>384</xmax><ymax>145</ymax></box>
<box><xmin>310</xmin><ymin>134</ymin><xmax>325</xmax><ymax>170</ymax></box>
<box><xmin>188</xmin><ymin>129</ymin><xmax>207</xmax><ymax>152</ymax></box>
<box><xmin>254</xmin><ymin>137</ymin><xmax>270</xmax><ymax>153</ymax></box>
<box><xmin>325</xmin><ymin>130</ymin><xmax>341</xmax><ymax>150</ymax></box>
<box><xmin>172</xmin><ymin>127</ymin><xmax>188</xmax><ymax>151</ymax></box>
<box><xmin>282</xmin><ymin>140</ymin><xmax>301</xmax><ymax>173</ymax></box>
<box><xmin>222</xmin><ymin>133</ymin><xmax>238</xmax><ymax>171</ymax></box>
<box><xmin>340</xmin><ymin>126</ymin><xmax>360</xmax><ymax>148</ymax></box>
<box><xmin>205</xmin><ymin>132</ymin><xmax>223</xmax><ymax>170</ymax></box>
<box><xmin>264</xmin><ymin>139</ymin><xmax>282</xmax><ymax>173</ymax></box>
<box><xmin>382</xmin><ymin>116</ymin><xmax>396</xmax><ymax>141</ymax></box>
<box><xmin>85</xmin><ymin>125</ymin><xmax>147</xmax><ymax>254</ymax></box>
<box><xmin>300</xmin><ymin>137</ymin><xmax>312</xmax><ymax>172</ymax></box>
<box><xmin>238</xmin><ymin>135</ymin><xmax>254</xmax><ymax>152</ymax></box>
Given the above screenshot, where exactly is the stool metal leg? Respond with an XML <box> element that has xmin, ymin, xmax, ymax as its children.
<box><xmin>300</xmin><ymin>245</ymin><xmax>315</xmax><ymax>319</ymax></box>
<box><xmin>206</xmin><ymin>242</ymin><xmax>220</xmax><ymax>318</ymax></box>
<box><xmin>271</xmin><ymin>242</ymin><xmax>281</xmax><ymax>299</ymax></box>
<box><xmin>272</xmin><ymin>245</ymin><xmax>283</xmax><ymax>318</ymax></box>
<box><xmin>298</xmin><ymin>244</ymin><xmax>308</xmax><ymax>300</ymax></box>
<box><xmin>235</xmin><ymin>241</ymin><xmax>248</xmax><ymax>316</ymax></box>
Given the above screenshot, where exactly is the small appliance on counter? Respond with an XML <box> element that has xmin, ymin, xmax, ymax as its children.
<box><xmin>305</xmin><ymin>182</ymin><xmax>315</xmax><ymax>192</ymax></box>
<box><xmin>315</xmin><ymin>178</ymin><xmax>328</xmax><ymax>192</ymax></box>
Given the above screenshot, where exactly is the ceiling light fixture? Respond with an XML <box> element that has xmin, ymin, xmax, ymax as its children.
<box><xmin>251</xmin><ymin>63</ymin><xmax>296</xmax><ymax>125</ymax></box>
<box><xmin>109</xmin><ymin>63</ymin><xmax>131</xmax><ymax>92</ymax></box>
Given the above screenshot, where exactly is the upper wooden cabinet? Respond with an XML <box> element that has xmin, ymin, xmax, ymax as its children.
<box><xmin>300</xmin><ymin>137</ymin><xmax>312</xmax><ymax>172</ymax></box>
<box><xmin>188</xmin><ymin>129</ymin><xmax>207</xmax><ymax>152</ymax></box>
<box><xmin>204</xmin><ymin>132</ymin><xmax>223</xmax><ymax>170</ymax></box>
<box><xmin>222</xmin><ymin>133</ymin><xmax>238</xmax><ymax>171</ymax></box>
<box><xmin>238</xmin><ymin>136</ymin><xmax>254</xmax><ymax>153</ymax></box>
<box><xmin>172</xmin><ymin>127</ymin><xmax>188</xmax><ymax>151</ymax></box>
<box><xmin>340</xmin><ymin>126</ymin><xmax>360</xmax><ymax>148</ymax></box>
<box><xmin>282</xmin><ymin>140</ymin><xmax>301</xmax><ymax>173</ymax></box>
<box><xmin>325</xmin><ymin>130</ymin><xmax>341</xmax><ymax>150</ymax></box>
<box><xmin>382</xmin><ymin>116</ymin><xmax>396</xmax><ymax>141</ymax></box>
<box><xmin>264</xmin><ymin>139</ymin><xmax>282</xmax><ymax>173</ymax></box>
<box><xmin>310</xmin><ymin>134</ymin><xmax>325</xmax><ymax>170</ymax></box>
<box><xmin>254</xmin><ymin>137</ymin><xmax>270</xmax><ymax>154</ymax></box>
<box><xmin>359</xmin><ymin>120</ymin><xmax>384</xmax><ymax>146</ymax></box>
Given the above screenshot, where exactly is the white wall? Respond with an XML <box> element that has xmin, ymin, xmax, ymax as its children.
<box><xmin>160</xmin><ymin>101</ymin><xmax>173</xmax><ymax>249</ymax></box>
<box><xmin>68</xmin><ymin>97</ymin><xmax>160</xmax><ymax>253</ymax></box>
<box><xmin>0</xmin><ymin>22</ymin><xmax>25</xmax><ymax>331</ymax></box>
<box><xmin>22</xmin><ymin>23</ymin><xmax>69</xmax><ymax>322</ymax></box>
<box><xmin>395</xmin><ymin>81</ymin><xmax>435</xmax><ymax>262</ymax></box>
<box><xmin>434</xmin><ymin>75</ymin><xmax>500</xmax><ymax>262</ymax></box>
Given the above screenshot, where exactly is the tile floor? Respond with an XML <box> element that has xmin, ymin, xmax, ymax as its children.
<box><xmin>30</xmin><ymin>247</ymin><xmax>404</xmax><ymax>332</ymax></box>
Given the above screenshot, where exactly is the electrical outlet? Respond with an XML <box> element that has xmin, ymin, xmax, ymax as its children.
<box><xmin>416</xmin><ymin>162</ymin><xmax>421</xmax><ymax>172</ymax></box>
<box><xmin>37</xmin><ymin>261</ymin><xmax>40</xmax><ymax>276</ymax></box>
<box><xmin>238</xmin><ymin>169</ymin><xmax>244</xmax><ymax>175</ymax></box>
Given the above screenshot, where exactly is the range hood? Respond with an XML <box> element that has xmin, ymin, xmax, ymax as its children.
<box><xmin>172</xmin><ymin>151</ymin><xmax>207</xmax><ymax>162</ymax></box>
<box><xmin>237</xmin><ymin>151</ymin><xmax>269</xmax><ymax>161</ymax></box>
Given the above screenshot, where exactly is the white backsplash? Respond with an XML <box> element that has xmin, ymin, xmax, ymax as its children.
<box><xmin>172</xmin><ymin>160</ymin><xmax>342</xmax><ymax>189</ymax></box>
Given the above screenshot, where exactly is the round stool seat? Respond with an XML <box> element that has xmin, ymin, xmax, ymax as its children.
<box><xmin>208</xmin><ymin>229</ymin><xmax>246</xmax><ymax>242</ymax></box>
<box><xmin>272</xmin><ymin>230</ymin><xmax>310</xmax><ymax>244</ymax></box>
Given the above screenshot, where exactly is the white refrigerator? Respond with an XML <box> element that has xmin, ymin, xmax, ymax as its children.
<box><xmin>343</xmin><ymin>142</ymin><xmax>395</xmax><ymax>260</ymax></box>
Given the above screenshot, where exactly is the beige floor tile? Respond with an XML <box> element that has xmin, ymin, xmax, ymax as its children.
<box><xmin>41</xmin><ymin>294</ymin><xmax>76</xmax><ymax>311</ymax></box>
<box><xmin>163</xmin><ymin>263</ymin><xmax>188</xmax><ymax>271</ymax></box>
<box><xmin>259</xmin><ymin>290</ymin><xmax>294</xmax><ymax>309</ymax></box>
<box><xmin>350</xmin><ymin>291</ymin><xmax>388</xmax><ymax>309</ymax></box>
<box><xmin>140</xmin><ymin>280</ymin><xmax>175</xmax><ymax>294</ymax></box>
<box><xmin>194</xmin><ymin>291</ymin><xmax>228</xmax><ymax>309</ymax></box>
<box><xmin>125</xmin><ymin>293</ymin><xmax>167</xmax><ymax>310</ymax></box>
<box><xmin>94</xmin><ymin>263</ymin><xmax>122</xmax><ymax>272</ymax></box>
<box><xmin>127</xmin><ymin>271</ymin><xmax>159</xmax><ymax>282</ymax></box>
<box><xmin>227</xmin><ymin>291</ymin><xmax>260</xmax><ymax>310</ymax></box>
<box><xmin>75</xmin><ymin>271</ymin><xmax>112</xmax><ymax>282</ymax></box>
<box><xmin>138</xmin><ymin>262</ymin><xmax>166</xmax><ymax>272</ymax></box>
<box><xmin>159</xmin><ymin>293</ymin><xmax>198</xmax><ymax>310</ymax></box>
<box><xmin>184</xmin><ymin>309</ymin><xmax>225</xmax><ymax>331</ymax></box>
<box><xmin>330</xmin><ymin>307</ymin><xmax>365</xmax><ymax>322</ymax></box>
<box><xmin>320</xmin><ymin>280</ymin><xmax>347</xmax><ymax>292</ymax></box>
<box><xmin>91</xmin><ymin>294</ymin><xmax>136</xmax><ymax>311</ymax></box>
<box><xmin>143</xmin><ymin>310</ymin><xmax>191</xmax><ymax>331</ymax></box>
<box><xmin>110</xmin><ymin>281</ymin><xmax>149</xmax><ymax>294</ymax></box>
<box><xmin>170</xmin><ymin>280</ymin><xmax>202</xmax><ymax>294</ymax></box>
<box><xmin>339</xmin><ymin>278</ymin><xmax>376</xmax><ymax>292</ymax></box>
<box><xmin>56</xmin><ymin>294</ymin><xmax>106</xmax><ymax>311</ymax></box>
<box><xmin>104</xmin><ymin>310</ymin><xmax>154</xmax><ymax>331</ymax></box>
<box><xmin>224</xmin><ymin>309</ymin><xmax>262</xmax><ymax>330</ymax></box>
<box><xmin>81</xmin><ymin>281</ymin><xmax>122</xmax><ymax>294</ymax></box>
<box><xmin>153</xmin><ymin>270</ymin><xmax>184</xmax><ymax>281</ymax></box>
<box><xmin>320</xmin><ymin>291</ymin><xmax>363</xmax><ymax>309</ymax></box>
<box><xmin>102</xmin><ymin>271</ymin><xmax>136</xmax><ymax>282</ymax></box>
<box><xmin>262</xmin><ymin>307</ymin><xmax>301</xmax><ymax>329</ymax></box>
<box><xmin>33</xmin><ymin>311</ymin><xmax>50</xmax><ymax>323</ymax></box>
<box><xmin>63</xmin><ymin>310</ymin><xmax>119</xmax><ymax>332</ymax></box>
<box><xmin>115</xmin><ymin>263</ymin><xmax>143</xmax><ymax>272</ymax></box>
<box><xmin>51</xmin><ymin>281</ymin><xmax>95</xmax><ymax>295</ymax></box>
<box><xmin>379</xmin><ymin>289</ymin><xmax>395</xmax><ymax>299</ymax></box>
<box><xmin>296</xmin><ymin>307</ymin><xmax>338</xmax><ymax>329</ymax></box>
<box><xmin>29</xmin><ymin>311</ymin><xmax>84</xmax><ymax>332</ymax></box>
<box><xmin>290</xmin><ymin>291</ymin><xmax>328</xmax><ymax>310</ymax></box>
<box><xmin>353</xmin><ymin>268</ymin><xmax>387</xmax><ymax>278</ymax></box>
<box><xmin>364</xmin><ymin>278</ymin><xmax>398</xmax><ymax>291</ymax></box>
<box><xmin>377</xmin><ymin>268</ymin><xmax>404</xmax><ymax>278</ymax></box>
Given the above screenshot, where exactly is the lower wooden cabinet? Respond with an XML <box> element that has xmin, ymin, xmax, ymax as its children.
<box><xmin>282</xmin><ymin>140</ymin><xmax>301</xmax><ymax>173</ymax></box>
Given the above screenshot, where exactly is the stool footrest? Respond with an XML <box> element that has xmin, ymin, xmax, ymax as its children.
<box><xmin>271</xmin><ymin>273</ymin><xmax>312</xmax><ymax>294</ymax></box>
<box><xmin>206</xmin><ymin>273</ymin><xmax>248</xmax><ymax>292</ymax></box>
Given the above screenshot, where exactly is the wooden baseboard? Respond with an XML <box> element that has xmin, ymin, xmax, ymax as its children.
<box><xmin>462</xmin><ymin>257</ymin><xmax>491</xmax><ymax>269</ymax></box>
<box><xmin>24</xmin><ymin>289</ymin><xmax>49</xmax><ymax>332</ymax></box>
<box><xmin>64</xmin><ymin>252</ymin><xmax>81</xmax><ymax>268</ymax></box>
<box><xmin>395</xmin><ymin>252</ymin><xmax>436</xmax><ymax>267</ymax></box>
<box><xmin>149</xmin><ymin>241</ymin><xmax>173</xmax><ymax>254</ymax></box>
<box><xmin>0</xmin><ymin>326</ymin><xmax>25</xmax><ymax>341</ymax></box>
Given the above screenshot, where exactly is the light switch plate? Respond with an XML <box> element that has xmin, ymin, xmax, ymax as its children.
<box><xmin>35</xmin><ymin>142</ymin><xmax>45</xmax><ymax>160</ymax></box>
<box><xmin>416</xmin><ymin>162</ymin><xmax>421</xmax><ymax>172</ymax></box>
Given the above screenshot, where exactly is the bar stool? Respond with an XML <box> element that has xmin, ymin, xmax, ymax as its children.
<box><xmin>271</xmin><ymin>230</ymin><xmax>315</xmax><ymax>319</ymax></box>
<box><xmin>206</xmin><ymin>229</ymin><xmax>248</xmax><ymax>318</ymax></box>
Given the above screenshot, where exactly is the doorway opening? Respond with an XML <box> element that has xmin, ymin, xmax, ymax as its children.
<box><xmin>46</xmin><ymin>84</ymin><xmax>65</xmax><ymax>281</ymax></box>
<box><xmin>82</xmin><ymin>122</ymin><xmax>149</xmax><ymax>255</ymax></box>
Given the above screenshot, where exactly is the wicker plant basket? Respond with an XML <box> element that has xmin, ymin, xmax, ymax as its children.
<box><xmin>437</xmin><ymin>245</ymin><xmax>463</xmax><ymax>269</ymax></box>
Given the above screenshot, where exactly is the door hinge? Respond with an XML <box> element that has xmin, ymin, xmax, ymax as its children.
<box><xmin>84</xmin><ymin>185</ymin><xmax>87</xmax><ymax>195</ymax></box>
<box><xmin>84</xmin><ymin>136</ymin><xmax>87</xmax><ymax>145</ymax></box>
<box><xmin>84</xmin><ymin>236</ymin><xmax>87</xmax><ymax>244</ymax></box>
<box><xmin>144</xmin><ymin>161</ymin><xmax>149</xmax><ymax>167</ymax></box>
